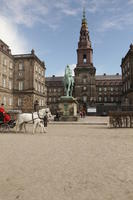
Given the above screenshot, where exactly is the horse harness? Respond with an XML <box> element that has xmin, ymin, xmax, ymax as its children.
<box><xmin>37</xmin><ymin>111</ymin><xmax>48</xmax><ymax>127</ymax></box>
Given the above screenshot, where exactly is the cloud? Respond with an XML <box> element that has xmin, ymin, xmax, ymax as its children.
<box><xmin>99</xmin><ymin>12</ymin><xmax>133</xmax><ymax>32</ymax></box>
<box><xmin>0</xmin><ymin>16</ymin><xmax>28</xmax><ymax>54</ymax></box>
<box><xmin>128</xmin><ymin>0</ymin><xmax>133</xmax><ymax>4</ymax></box>
<box><xmin>0</xmin><ymin>0</ymin><xmax>133</xmax><ymax>55</ymax></box>
<box><xmin>0</xmin><ymin>0</ymin><xmax>79</xmax><ymax>29</ymax></box>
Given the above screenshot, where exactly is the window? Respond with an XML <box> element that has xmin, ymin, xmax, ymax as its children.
<box><xmin>83</xmin><ymin>86</ymin><xmax>87</xmax><ymax>91</ymax></box>
<box><xmin>83</xmin><ymin>96</ymin><xmax>87</xmax><ymax>102</ymax></box>
<box><xmin>49</xmin><ymin>97</ymin><xmax>51</xmax><ymax>102</ymax></box>
<box><xmin>18</xmin><ymin>98</ymin><xmax>22</xmax><ymax>106</ymax></box>
<box><xmin>3</xmin><ymin>58</ymin><xmax>7</xmax><ymax>66</ymax></box>
<box><xmin>99</xmin><ymin>97</ymin><xmax>102</xmax><ymax>102</ymax></box>
<box><xmin>9</xmin><ymin>97</ymin><xmax>13</xmax><ymax>106</ymax></box>
<box><xmin>110</xmin><ymin>87</ymin><xmax>113</xmax><ymax>92</ymax></box>
<box><xmin>42</xmin><ymin>70</ymin><xmax>44</xmax><ymax>76</ymax></box>
<box><xmin>9</xmin><ymin>71</ymin><xmax>13</xmax><ymax>77</ymax></box>
<box><xmin>9</xmin><ymin>62</ymin><xmax>13</xmax><ymax>69</ymax></box>
<box><xmin>128</xmin><ymin>81</ymin><xmax>130</xmax><ymax>89</ymax></box>
<box><xmin>38</xmin><ymin>84</ymin><xmax>41</xmax><ymax>92</ymax></box>
<box><xmin>54</xmin><ymin>88</ymin><xmax>56</xmax><ymax>92</ymax></box>
<box><xmin>19</xmin><ymin>63</ymin><xmax>23</xmax><ymax>70</ymax></box>
<box><xmin>9</xmin><ymin>80</ymin><xmax>12</xmax><ymax>90</ymax></box>
<box><xmin>3</xmin><ymin>66</ymin><xmax>7</xmax><ymax>73</ymax></box>
<box><xmin>111</xmin><ymin>97</ymin><xmax>114</xmax><ymax>102</ymax></box>
<box><xmin>99</xmin><ymin>87</ymin><xmax>102</xmax><ymax>92</ymax></box>
<box><xmin>115</xmin><ymin>87</ymin><xmax>118</xmax><ymax>92</ymax></box>
<box><xmin>35</xmin><ymin>65</ymin><xmax>38</xmax><ymax>72</ymax></box>
<box><xmin>3</xmin><ymin>96</ymin><xmax>6</xmax><ymax>105</ymax></box>
<box><xmin>18</xmin><ymin>81</ymin><xmax>24</xmax><ymax>90</ymax></box>
<box><xmin>83</xmin><ymin>54</ymin><xmax>87</xmax><ymax>63</ymax></box>
<box><xmin>18</xmin><ymin>71</ymin><xmax>23</xmax><ymax>77</ymax></box>
<box><xmin>104</xmin><ymin>87</ymin><xmax>107</xmax><ymax>92</ymax></box>
<box><xmin>83</xmin><ymin>78</ymin><xmax>86</xmax><ymax>84</ymax></box>
<box><xmin>41</xmin><ymin>85</ymin><xmax>44</xmax><ymax>93</ymax></box>
<box><xmin>2</xmin><ymin>77</ymin><xmax>6</xmax><ymax>88</ymax></box>
<box><xmin>104</xmin><ymin>96</ymin><xmax>107</xmax><ymax>102</ymax></box>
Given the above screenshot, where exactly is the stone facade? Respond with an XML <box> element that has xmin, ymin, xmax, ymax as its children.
<box><xmin>13</xmin><ymin>50</ymin><xmax>46</xmax><ymax>112</ymax></box>
<box><xmin>121</xmin><ymin>44</ymin><xmax>133</xmax><ymax>105</ymax></box>
<box><xmin>46</xmin><ymin>75</ymin><xmax>64</xmax><ymax>114</ymax></box>
<box><xmin>0</xmin><ymin>40</ymin><xmax>47</xmax><ymax>112</ymax></box>
<box><xmin>0</xmin><ymin>40</ymin><xmax>14</xmax><ymax>110</ymax></box>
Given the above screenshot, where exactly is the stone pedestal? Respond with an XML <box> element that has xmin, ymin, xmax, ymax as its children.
<box><xmin>59</xmin><ymin>96</ymin><xmax>78</xmax><ymax>121</ymax></box>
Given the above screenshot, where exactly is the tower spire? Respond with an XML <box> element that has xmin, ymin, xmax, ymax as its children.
<box><xmin>82</xmin><ymin>7</ymin><xmax>87</xmax><ymax>27</ymax></box>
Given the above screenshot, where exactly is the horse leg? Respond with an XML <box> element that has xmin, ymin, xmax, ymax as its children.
<box><xmin>15</xmin><ymin>120</ymin><xmax>19</xmax><ymax>133</ymax></box>
<box><xmin>33</xmin><ymin>121</ymin><xmax>38</xmax><ymax>134</ymax></box>
<box><xmin>23</xmin><ymin>123</ymin><xmax>26</xmax><ymax>133</ymax></box>
<box><xmin>40</xmin><ymin>122</ymin><xmax>47</xmax><ymax>133</ymax></box>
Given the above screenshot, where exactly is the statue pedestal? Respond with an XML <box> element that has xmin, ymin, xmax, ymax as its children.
<box><xmin>59</xmin><ymin>96</ymin><xmax>78</xmax><ymax>121</ymax></box>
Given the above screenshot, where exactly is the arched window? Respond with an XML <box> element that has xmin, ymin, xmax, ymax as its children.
<box><xmin>83</xmin><ymin>54</ymin><xmax>87</xmax><ymax>63</ymax></box>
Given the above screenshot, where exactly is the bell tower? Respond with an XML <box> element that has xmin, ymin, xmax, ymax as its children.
<box><xmin>74</xmin><ymin>9</ymin><xmax>96</xmax><ymax>110</ymax></box>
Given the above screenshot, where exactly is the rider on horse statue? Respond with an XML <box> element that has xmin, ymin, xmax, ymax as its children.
<box><xmin>63</xmin><ymin>65</ymin><xmax>74</xmax><ymax>97</ymax></box>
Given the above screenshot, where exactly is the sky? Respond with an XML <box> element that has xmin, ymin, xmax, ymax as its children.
<box><xmin>0</xmin><ymin>0</ymin><xmax>133</xmax><ymax>77</ymax></box>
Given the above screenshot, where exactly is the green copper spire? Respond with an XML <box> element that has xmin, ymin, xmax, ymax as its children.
<box><xmin>82</xmin><ymin>8</ymin><xmax>87</xmax><ymax>26</ymax></box>
<box><xmin>83</xmin><ymin>7</ymin><xmax>86</xmax><ymax>20</ymax></box>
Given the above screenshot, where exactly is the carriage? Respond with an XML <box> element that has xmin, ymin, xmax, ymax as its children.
<box><xmin>0</xmin><ymin>111</ymin><xmax>17</xmax><ymax>132</ymax></box>
<box><xmin>0</xmin><ymin>108</ymin><xmax>52</xmax><ymax>133</ymax></box>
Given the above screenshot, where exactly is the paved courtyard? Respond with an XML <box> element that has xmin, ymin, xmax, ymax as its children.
<box><xmin>0</xmin><ymin>120</ymin><xmax>133</xmax><ymax>200</ymax></box>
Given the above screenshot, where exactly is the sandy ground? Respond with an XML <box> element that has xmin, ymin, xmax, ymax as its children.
<box><xmin>0</xmin><ymin>122</ymin><xmax>133</xmax><ymax>200</ymax></box>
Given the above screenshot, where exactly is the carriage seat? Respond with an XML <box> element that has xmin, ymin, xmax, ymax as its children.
<box><xmin>0</xmin><ymin>112</ymin><xmax>4</xmax><ymax>124</ymax></box>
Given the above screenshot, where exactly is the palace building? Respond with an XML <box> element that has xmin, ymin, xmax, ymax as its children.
<box><xmin>0</xmin><ymin>11</ymin><xmax>133</xmax><ymax>114</ymax></box>
<box><xmin>0</xmin><ymin>40</ymin><xmax>47</xmax><ymax>112</ymax></box>
<box><xmin>46</xmin><ymin>11</ymin><xmax>133</xmax><ymax>115</ymax></box>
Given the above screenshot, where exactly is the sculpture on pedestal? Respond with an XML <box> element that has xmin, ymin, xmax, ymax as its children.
<box><xmin>59</xmin><ymin>65</ymin><xmax>78</xmax><ymax>121</ymax></box>
<box><xmin>63</xmin><ymin>65</ymin><xmax>74</xmax><ymax>97</ymax></box>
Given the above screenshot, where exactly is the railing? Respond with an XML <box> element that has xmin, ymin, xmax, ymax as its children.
<box><xmin>109</xmin><ymin>111</ymin><xmax>133</xmax><ymax>128</ymax></box>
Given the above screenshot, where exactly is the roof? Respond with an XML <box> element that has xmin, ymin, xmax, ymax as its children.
<box><xmin>46</xmin><ymin>74</ymin><xmax>122</xmax><ymax>82</ymax></box>
<box><xmin>13</xmin><ymin>52</ymin><xmax>45</xmax><ymax>69</ymax></box>
<box><xmin>96</xmin><ymin>74</ymin><xmax>122</xmax><ymax>81</ymax></box>
<box><xmin>46</xmin><ymin>76</ymin><xmax>64</xmax><ymax>82</ymax></box>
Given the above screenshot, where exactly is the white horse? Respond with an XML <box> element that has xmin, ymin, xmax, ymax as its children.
<box><xmin>16</xmin><ymin>108</ymin><xmax>52</xmax><ymax>134</ymax></box>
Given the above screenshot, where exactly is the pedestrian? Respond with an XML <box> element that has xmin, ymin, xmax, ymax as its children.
<box><xmin>43</xmin><ymin>112</ymin><xmax>48</xmax><ymax>127</ymax></box>
<box><xmin>55</xmin><ymin>111</ymin><xmax>60</xmax><ymax>121</ymax></box>
<box><xmin>82</xmin><ymin>109</ymin><xmax>86</xmax><ymax>118</ymax></box>
<box><xmin>80</xmin><ymin>110</ymin><xmax>83</xmax><ymax>118</ymax></box>
<box><xmin>34</xmin><ymin>100</ymin><xmax>39</xmax><ymax>112</ymax></box>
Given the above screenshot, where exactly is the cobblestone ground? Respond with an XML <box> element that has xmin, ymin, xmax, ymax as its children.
<box><xmin>0</xmin><ymin>122</ymin><xmax>133</xmax><ymax>200</ymax></box>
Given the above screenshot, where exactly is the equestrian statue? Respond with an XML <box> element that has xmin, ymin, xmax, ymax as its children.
<box><xmin>63</xmin><ymin>65</ymin><xmax>74</xmax><ymax>97</ymax></box>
